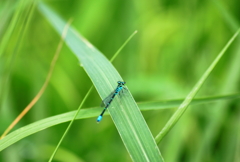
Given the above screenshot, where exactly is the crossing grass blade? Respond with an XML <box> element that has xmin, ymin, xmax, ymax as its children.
<box><xmin>38</xmin><ymin>2</ymin><xmax>163</xmax><ymax>162</ymax></box>
<box><xmin>0</xmin><ymin>91</ymin><xmax>239</xmax><ymax>151</ymax></box>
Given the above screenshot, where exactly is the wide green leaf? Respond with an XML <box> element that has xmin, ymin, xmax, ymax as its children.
<box><xmin>38</xmin><ymin>2</ymin><xmax>163</xmax><ymax>162</ymax></box>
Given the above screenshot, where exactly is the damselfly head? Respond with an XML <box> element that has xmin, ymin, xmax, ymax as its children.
<box><xmin>117</xmin><ymin>81</ymin><xmax>126</xmax><ymax>85</ymax></box>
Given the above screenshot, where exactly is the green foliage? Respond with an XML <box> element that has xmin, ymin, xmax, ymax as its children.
<box><xmin>0</xmin><ymin>0</ymin><xmax>240</xmax><ymax>162</ymax></box>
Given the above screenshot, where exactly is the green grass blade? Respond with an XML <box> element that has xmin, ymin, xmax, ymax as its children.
<box><xmin>155</xmin><ymin>29</ymin><xmax>240</xmax><ymax>143</ymax></box>
<box><xmin>110</xmin><ymin>30</ymin><xmax>138</xmax><ymax>62</ymax></box>
<box><xmin>0</xmin><ymin>0</ymin><xmax>25</xmax><ymax>57</ymax></box>
<box><xmin>0</xmin><ymin>93</ymin><xmax>239</xmax><ymax>151</ymax></box>
<box><xmin>212</xmin><ymin>0</ymin><xmax>239</xmax><ymax>31</ymax></box>
<box><xmin>139</xmin><ymin>93</ymin><xmax>240</xmax><ymax>110</ymax></box>
<box><xmin>38</xmin><ymin>2</ymin><xmax>163</xmax><ymax>162</ymax></box>
<box><xmin>0</xmin><ymin>1</ymin><xmax>16</xmax><ymax>35</ymax></box>
<box><xmin>48</xmin><ymin>86</ymin><xmax>93</xmax><ymax>162</ymax></box>
<box><xmin>0</xmin><ymin>108</ymin><xmax>96</xmax><ymax>152</ymax></box>
<box><xmin>0</xmin><ymin>0</ymin><xmax>36</xmax><ymax>112</ymax></box>
<box><xmin>48</xmin><ymin>30</ymin><xmax>137</xmax><ymax>161</ymax></box>
<box><xmin>40</xmin><ymin>145</ymin><xmax>84</xmax><ymax>162</ymax></box>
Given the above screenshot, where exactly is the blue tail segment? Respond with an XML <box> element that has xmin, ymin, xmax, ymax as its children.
<box><xmin>97</xmin><ymin>115</ymin><xmax>102</xmax><ymax>123</ymax></box>
<box><xmin>97</xmin><ymin>81</ymin><xmax>126</xmax><ymax>123</ymax></box>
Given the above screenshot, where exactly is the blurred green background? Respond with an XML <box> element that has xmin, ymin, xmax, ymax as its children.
<box><xmin>0</xmin><ymin>0</ymin><xmax>239</xmax><ymax>162</ymax></box>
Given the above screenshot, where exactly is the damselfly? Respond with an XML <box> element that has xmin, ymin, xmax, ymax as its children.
<box><xmin>97</xmin><ymin>81</ymin><xmax>126</xmax><ymax>123</ymax></box>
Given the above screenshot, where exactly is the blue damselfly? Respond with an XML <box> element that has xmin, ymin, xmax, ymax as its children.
<box><xmin>97</xmin><ymin>81</ymin><xmax>126</xmax><ymax>123</ymax></box>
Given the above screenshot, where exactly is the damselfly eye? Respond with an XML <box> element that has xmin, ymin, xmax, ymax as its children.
<box><xmin>117</xmin><ymin>81</ymin><xmax>125</xmax><ymax>85</ymax></box>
